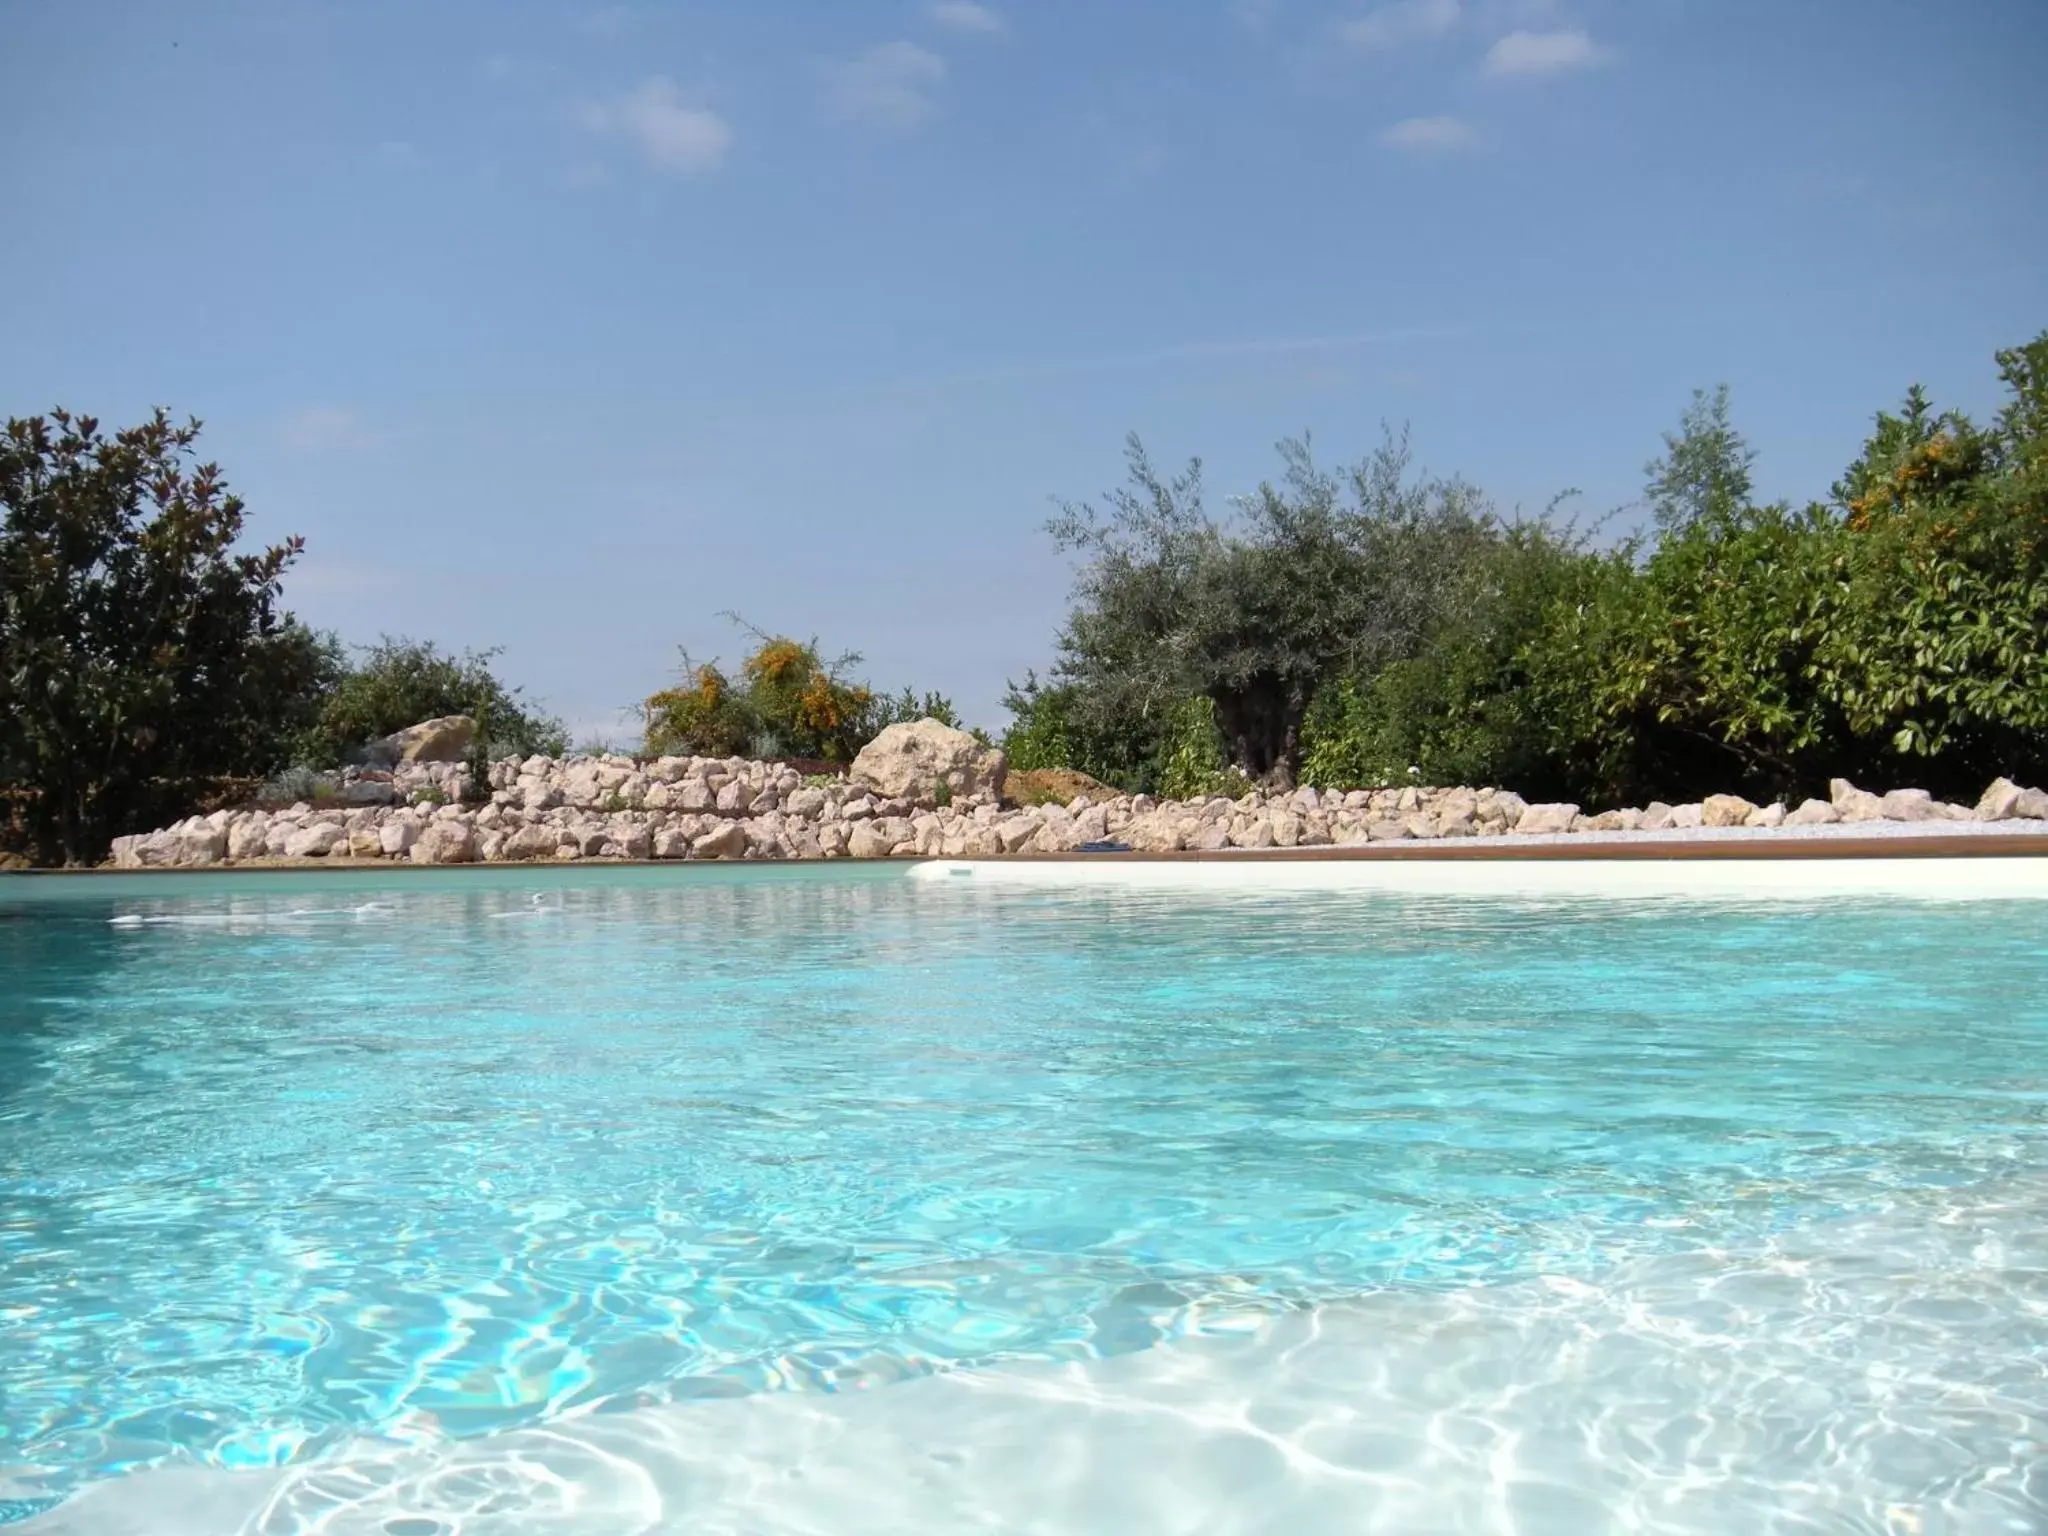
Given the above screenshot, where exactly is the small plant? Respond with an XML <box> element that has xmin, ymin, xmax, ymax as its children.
<box><xmin>933</xmin><ymin>778</ymin><xmax>953</xmax><ymax>808</ymax></box>
<box><xmin>258</xmin><ymin>765</ymin><xmax>326</xmax><ymax>806</ymax></box>
<box><xmin>802</xmin><ymin>772</ymin><xmax>838</xmax><ymax>789</ymax></box>
<box><xmin>413</xmin><ymin>784</ymin><xmax>449</xmax><ymax>807</ymax></box>
<box><xmin>602</xmin><ymin>788</ymin><xmax>628</xmax><ymax>813</ymax></box>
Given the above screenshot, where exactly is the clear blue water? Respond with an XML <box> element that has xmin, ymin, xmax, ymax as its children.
<box><xmin>1</xmin><ymin>867</ymin><xmax>2044</xmax><ymax>1519</ymax></box>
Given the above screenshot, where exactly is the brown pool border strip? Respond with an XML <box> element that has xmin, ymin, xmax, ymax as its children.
<box><xmin>1021</xmin><ymin>832</ymin><xmax>2048</xmax><ymax>862</ymax></box>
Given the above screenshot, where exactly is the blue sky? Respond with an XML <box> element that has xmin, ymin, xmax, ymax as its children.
<box><xmin>4</xmin><ymin>0</ymin><xmax>2044</xmax><ymax>743</ymax></box>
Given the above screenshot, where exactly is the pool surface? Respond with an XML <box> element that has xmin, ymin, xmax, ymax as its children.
<box><xmin>2</xmin><ymin>865</ymin><xmax>2044</xmax><ymax>1532</ymax></box>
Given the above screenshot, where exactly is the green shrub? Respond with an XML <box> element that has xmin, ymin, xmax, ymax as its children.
<box><xmin>299</xmin><ymin>637</ymin><xmax>566</xmax><ymax>767</ymax></box>
<box><xmin>644</xmin><ymin>622</ymin><xmax>965</xmax><ymax>763</ymax></box>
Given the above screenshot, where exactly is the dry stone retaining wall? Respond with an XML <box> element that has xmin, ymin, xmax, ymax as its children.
<box><xmin>107</xmin><ymin>756</ymin><xmax>2048</xmax><ymax>869</ymax></box>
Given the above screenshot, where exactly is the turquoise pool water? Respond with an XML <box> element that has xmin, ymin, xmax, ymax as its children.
<box><xmin>2</xmin><ymin>866</ymin><xmax>2044</xmax><ymax>1532</ymax></box>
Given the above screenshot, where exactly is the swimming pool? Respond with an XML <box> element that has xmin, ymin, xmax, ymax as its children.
<box><xmin>3</xmin><ymin>865</ymin><xmax>2044</xmax><ymax>1532</ymax></box>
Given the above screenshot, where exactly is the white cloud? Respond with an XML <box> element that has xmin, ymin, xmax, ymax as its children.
<box><xmin>1378</xmin><ymin>114</ymin><xmax>1480</xmax><ymax>150</ymax></box>
<box><xmin>824</xmin><ymin>42</ymin><xmax>948</xmax><ymax>130</ymax></box>
<box><xmin>927</xmin><ymin>1</ymin><xmax>1006</xmax><ymax>36</ymax></box>
<box><xmin>583</xmin><ymin>78</ymin><xmax>733</xmax><ymax>174</ymax></box>
<box><xmin>1482</xmin><ymin>27</ymin><xmax>1611</xmax><ymax>76</ymax></box>
<box><xmin>1336</xmin><ymin>0</ymin><xmax>1460</xmax><ymax>50</ymax></box>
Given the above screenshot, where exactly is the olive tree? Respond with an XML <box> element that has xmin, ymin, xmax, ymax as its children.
<box><xmin>1048</xmin><ymin>431</ymin><xmax>1493</xmax><ymax>787</ymax></box>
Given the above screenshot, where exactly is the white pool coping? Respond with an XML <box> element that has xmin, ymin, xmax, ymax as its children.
<box><xmin>910</xmin><ymin>852</ymin><xmax>2048</xmax><ymax>900</ymax></box>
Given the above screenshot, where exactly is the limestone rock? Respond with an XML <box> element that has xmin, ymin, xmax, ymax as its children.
<box><xmin>1669</xmin><ymin>804</ymin><xmax>1704</xmax><ymax>829</ymax></box>
<box><xmin>379</xmin><ymin>819</ymin><xmax>420</xmax><ymax>857</ymax></box>
<box><xmin>1702</xmin><ymin>794</ymin><xmax>1757</xmax><ymax>828</ymax></box>
<box><xmin>227</xmin><ymin>815</ymin><xmax>270</xmax><ymax>861</ymax></box>
<box><xmin>1230</xmin><ymin>816</ymin><xmax>1275</xmax><ymax>850</ymax></box>
<box><xmin>1515</xmin><ymin>803</ymin><xmax>1580</xmax><ymax>836</ymax></box>
<box><xmin>373</xmin><ymin>715</ymin><xmax>476</xmax><ymax>765</ymax></box>
<box><xmin>284</xmin><ymin>823</ymin><xmax>346</xmax><ymax>859</ymax></box>
<box><xmin>1577</xmin><ymin>810</ymin><xmax>1640</xmax><ymax>833</ymax></box>
<box><xmin>847</xmin><ymin>821</ymin><xmax>896</xmax><ymax>860</ymax></box>
<box><xmin>1879</xmin><ymin>788</ymin><xmax>1939</xmax><ymax>822</ymax></box>
<box><xmin>500</xmin><ymin>824</ymin><xmax>558</xmax><ymax>862</ymax></box>
<box><xmin>851</xmin><ymin>719</ymin><xmax>1007</xmax><ymax>805</ymax></box>
<box><xmin>694</xmin><ymin>822</ymin><xmax>749</xmax><ymax>860</ymax></box>
<box><xmin>1978</xmin><ymin>778</ymin><xmax>2025</xmax><ymax>820</ymax></box>
<box><xmin>410</xmin><ymin>820</ymin><xmax>477</xmax><ymax>865</ymax></box>
<box><xmin>1125</xmin><ymin>812</ymin><xmax>1185</xmax><ymax>853</ymax></box>
<box><xmin>1829</xmin><ymin>779</ymin><xmax>1886</xmax><ymax>822</ymax></box>
<box><xmin>1746</xmin><ymin>802</ymin><xmax>1787</xmax><ymax>828</ymax></box>
<box><xmin>1785</xmin><ymin>798</ymin><xmax>1839</xmax><ymax>827</ymax></box>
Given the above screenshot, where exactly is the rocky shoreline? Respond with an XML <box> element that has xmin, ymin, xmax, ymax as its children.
<box><xmin>98</xmin><ymin>719</ymin><xmax>2048</xmax><ymax>870</ymax></box>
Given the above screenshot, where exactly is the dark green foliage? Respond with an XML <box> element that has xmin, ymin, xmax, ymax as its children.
<box><xmin>1023</xmin><ymin>332</ymin><xmax>2048</xmax><ymax>805</ymax></box>
<box><xmin>1046</xmin><ymin>431</ymin><xmax>1492</xmax><ymax>787</ymax></box>
<box><xmin>1528</xmin><ymin>340</ymin><xmax>2048</xmax><ymax>804</ymax></box>
<box><xmin>1299</xmin><ymin>520</ymin><xmax>1606</xmax><ymax>795</ymax></box>
<box><xmin>298</xmin><ymin>637</ymin><xmax>567</xmax><ymax>767</ymax></box>
<box><xmin>999</xmin><ymin>671</ymin><xmax>1166</xmax><ymax>790</ymax></box>
<box><xmin>0</xmin><ymin>409</ymin><xmax>319</xmax><ymax>864</ymax></box>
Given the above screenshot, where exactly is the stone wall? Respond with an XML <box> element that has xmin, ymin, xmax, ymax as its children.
<box><xmin>106</xmin><ymin>754</ymin><xmax>2048</xmax><ymax>869</ymax></box>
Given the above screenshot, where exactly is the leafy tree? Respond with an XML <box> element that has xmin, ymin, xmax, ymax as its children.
<box><xmin>1048</xmin><ymin>431</ymin><xmax>1493</xmax><ymax>787</ymax></box>
<box><xmin>1299</xmin><ymin>518</ymin><xmax>1605</xmax><ymax>795</ymax></box>
<box><xmin>297</xmin><ymin>636</ymin><xmax>567</xmax><ymax>766</ymax></box>
<box><xmin>0</xmin><ymin>409</ymin><xmax>318</xmax><ymax>864</ymax></box>
<box><xmin>1530</xmin><ymin>336</ymin><xmax>2048</xmax><ymax>804</ymax></box>
<box><xmin>1643</xmin><ymin>384</ymin><xmax>1755</xmax><ymax>534</ymax></box>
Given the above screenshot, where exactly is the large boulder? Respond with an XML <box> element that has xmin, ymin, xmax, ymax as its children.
<box><xmin>373</xmin><ymin>715</ymin><xmax>477</xmax><ymax>765</ymax></box>
<box><xmin>1515</xmin><ymin>803</ymin><xmax>1580</xmax><ymax>836</ymax></box>
<box><xmin>851</xmin><ymin>719</ymin><xmax>1006</xmax><ymax>805</ymax></box>
<box><xmin>283</xmin><ymin>823</ymin><xmax>346</xmax><ymax>859</ymax></box>
<box><xmin>693</xmin><ymin>822</ymin><xmax>749</xmax><ymax>860</ymax></box>
<box><xmin>410</xmin><ymin>820</ymin><xmax>477</xmax><ymax>865</ymax></box>
<box><xmin>1702</xmin><ymin>794</ymin><xmax>1757</xmax><ymax>828</ymax></box>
